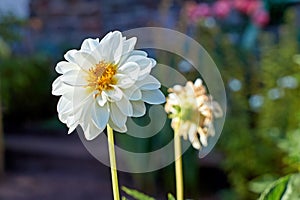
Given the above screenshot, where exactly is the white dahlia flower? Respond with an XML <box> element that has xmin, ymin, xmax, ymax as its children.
<box><xmin>165</xmin><ymin>78</ymin><xmax>222</xmax><ymax>150</ymax></box>
<box><xmin>52</xmin><ymin>31</ymin><xmax>165</xmax><ymax>140</ymax></box>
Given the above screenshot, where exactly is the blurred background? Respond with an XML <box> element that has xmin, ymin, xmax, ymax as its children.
<box><xmin>1</xmin><ymin>0</ymin><xmax>300</xmax><ymax>199</ymax></box>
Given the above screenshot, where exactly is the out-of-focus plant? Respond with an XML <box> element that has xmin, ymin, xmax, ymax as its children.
<box><xmin>0</xmin><ymin>14</ymin><xmax>54</xmax><ymax>123</ymax></box>
<box><xmin>0</xmin><ymin>14</ymin><xmax>22</xmax><ymax>176</ymax></box>
<box><xmin>183</xmin><ymin>0</ymin><xmax>300</xmax><ymax>50</ymax></box>
<box><xmin>258</xmin><ymin>173</ymin><xmax>300</xmax><ymax>199</ymax></box>
<box><xmin>181</xmin><ymin>5</ymin><xmax>300</xmax><ymax>199</ymax></box>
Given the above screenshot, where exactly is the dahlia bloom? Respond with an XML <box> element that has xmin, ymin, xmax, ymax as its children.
<box><xmin>165</xmin><ymin>78</ymin><xmax>222</xmax><ymax>149</ymax></box>
<box><xmin>52</xmin><ymin>31</ymin><xmax>165</xmax><ymax>140</ymax></box>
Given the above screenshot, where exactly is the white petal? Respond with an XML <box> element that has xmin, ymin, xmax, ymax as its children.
<box><xmin>149</xmin><ymin>58</ymin><xmax>157</xmax><ymax>68</ymax></box>
<box><xmin>57</xmin><ymin>97</ymin><xmax>72</xmax><ymax>114</ymax></box>
<box><xmin>67</xmin><ymin>122</ymin><xmax>78</xmax><ymax>134</ymax></box>
<box><xmin>92</xmin><ymin>103</ymin><xmax>109</xmax><ymax>131</ymax></box>
<box><xmin>141</xmin><ymin>90</ymin><xmax>166</xmax><ymax>104</ymax></box>
<box><xmin>73</xmin><ymin>51</ymin><xmax>97</xmax><ymax>70</ymax></box>
<box><xmin>131</xmin><ymin>101</ymin><xmax>146</xmax><ymax>117</ymax></box>
<box><xmin>123</xmin><ymin>86</ymin><xmax>142</xmax><ymax>100</ymax></box>
<box><xmin>108</xmin><ymin>119</ymin><xmax>127</xmax><ymax>133</ymax></box>
<box><xmin>104</xmin><ymin>86</ymin><xmax>123</xmax><ymax>102</ymax></box>
<box><xmin>118</xmin><ymin>62</ymin><xmax>140</xmax><ymax>81</ymax></box>
<box><xmin>188</xmin><ymin>124</ymin><xmax>200</xmax><ymax>149</ymax></box>
<box><xmin>192</xmin><ymin>138</ymin><xmax>201</xmax><ymax>150</ymax></box>
<box><xmin>179</xmin><ymin>121</ymin><xmax>190</xmax><ymax>140</ymax></box>
<box><xmin>99</xmin><ymin>31</ymin><xmax>123</xmax><ymax>63</ymax></box>
<box><xmin>115</xmin><ymin>74</ymin><xmax>135</xmax><ymax>89</ymax></box>
<box><xmin>199</xmin><ymin>132</ymin><xmax>208</xmax><ymax>147</ymax></box>
<box><xmin>96</xmin><ymin>93</ymin><xmax>108</xmax><ymax>106</ymax></box>
<box><xmin>55</xmin><ymin>61</ymin><xmax>80</xmax><ymax>74</ymax></box>
<box><xmin>122</xmin><ymin>37</ymin><xmax>137</xmax><ymax>54</ymax></box>
<box><xmin>64</xmin><ymin>49</ymin><xmax>78</xmax><ymax>64</ymax></box>
<box><xmin>136</xmin><ymin>75</ymin><xmax>161</xmax><ymax>90</ymax></box>
<box><xmin>52</xmin><ymin>77</ymin><xmax>72</xmax><ymax>96</ymax></box>
<box><xmin>81</xmin><ymin>38</ymin><xmax>100</xmax><ymax>51</ymax></box>
<box><xmin>109</xmin><ymin>103</ymin><xmax>127</xmax><ymax>129</ymax></box>
<box><xmin>61</xmin><ymin>70</ymin><xmax>87</xmax><ymax>86</ymax></box>
<box><xmin>83</xmin><ymin>122</ymin><xmax>102</xmax><ymax>140</ymax></box>
<box><xmin>194</xmin><ymin>78</ymin><xmax>203</xmax><ymax>87</ymax></box>
<box><xmin>116</xmin><ymin>96</ymin><xmax>133</xmax><ymax>116</ymax></box>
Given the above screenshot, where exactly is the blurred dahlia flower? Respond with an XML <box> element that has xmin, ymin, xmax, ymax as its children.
<box><xmin>165</xmin><ymin>78</ymin><xmax>222</xmax><ymax>149</ymax></box>
<box><xmin>52</xmin><ymin>31</ymin><xmax>165</xmax><ymax>140</ymax></box>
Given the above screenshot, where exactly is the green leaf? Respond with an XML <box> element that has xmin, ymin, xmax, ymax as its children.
<box><xmin>259</xmin><ymin>175</ymin><xmax>290</xmax><ymax>200</ymax></box>
<box><xmin>167</xmin><ymin>193</ymin><xmax>176</xmax><ymax>200</ymax></box>
<box><xmin>258</xmin><ymin>174</ymin><xmax>300</xmax><ymax>200</ymax></box>
<box><xmin>122</xmin><ymin>186</ymin><xmax>155</xmax><ymax>200</ymax></box>
<box><xmin>248</xmin><ymin>174</ymin><xmax>277</xmax><ymax>194</ymax></box>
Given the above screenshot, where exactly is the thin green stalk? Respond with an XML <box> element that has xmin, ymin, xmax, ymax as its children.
<box><xmin>107</xmin><ymin>124</ymin><xmax>120</xmax><ymax>200</ymax></box>
<box><xmin>174</xmin><ymin>122</ymin><xmax>183</xmax><ymax>200</ymax></box>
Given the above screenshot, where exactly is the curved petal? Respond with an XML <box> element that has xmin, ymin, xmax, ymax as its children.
<box><xmin>108</xmin><ymin>119</ymin><xmax>127</xmax><ymax>133</ymax></box>
<box><xmin>57</xmin><ymin>96</ymin><xmax>72</xmax><ymax>114</ymax></box>
<box><xmin>64</xmin><ymin>49</ymin><xmax>78</xmax><ymax>64</ymax></box>
<box><xmin>115</xmin><ymin>74</ymin><xmax>135</xmax><ymax>89</ymax></box>
<box><xmin>122</xmin><ymin>37</ymin><xmax>137</xmax><ymax>55</ymax></box>
<box><xmin>61</xmin><ymin>70</ymin><xmax>87</xmax><ymax>86</ymax></box>
<box><xmin>52</xmin><ymin>76</ymin><xmax>73</xmax><ymax>96</ymax></box>
<box><xmin>73</xmin><ymin>51</ymin><xmax>98</xmax><ymax>71</ymax></box>
<box><xmin>92</xmin><ymin>103</ymin><xmax>109</xmax><ymax>131</ymax></box>
<box><xmin>104</xmin><ymin>86</ymin><xmax>123</xmax><ymax>102</ymax></box>
<box><xmin>96</xmin><ymin>92</ymin><xmax>108</xmax><ymax>107</ymax></box>
<box><xmin>83</xmin><ymin>121</ymin><xmax>102</xmax><ymax>140</ymax></box>
<box><xmin>109</xmin><ymin>103</ymin><xmax>127</xmax><ymax>129</ymax></box>
<box><xmin>123</xmin><ymin>86</ymin><xmax>142</xmax><ymax>100</ymax></box>
<box><xmin>99</xmin><ymin>31</ymin><xmax>123</xmax><ymax>63</ymax></box>
<box><xmin>141</xmin><ymin>90</ymin><xmax>166</xmax><ymax>104</ymax></box>
<box><xmin>136</xmin><ymin>75</ymin><xmax>161</xmax><ymax>90</ymax></box>
<box><xmin>118</xmin><ymin>61</ymin><xmax>140</xmax><ymax>81</ymax></box>
<box><xmin>116</xmin><ymin>96</ymin><xmax>133</xmax><ymax>116</ymax></box>
<box><xmin>188</xmin><ymin>123</ymin><xmax>200</xmax><ymax>149</ymax></box>
<box><xmin>55</xmin><ymin>61</ymin><xmax>80</xmax><ymax>74</ymax></box>
<box><xmin>81</xmin><ymin>38</ymin><xmax>100</xmax><ymax>51</ymax></box>
<box><xmin>131</xmin><ymin>101</ymin><xmax>146</xmax><ymax>117</ymax></box>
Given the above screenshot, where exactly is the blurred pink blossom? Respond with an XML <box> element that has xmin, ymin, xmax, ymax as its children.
<box><xmin>234</xmin><ymin>0</ymin><xmax>261</xmax><ymax>15</ymax></box>
<box><xmin>213</xmin><ymin>0</ymin><xmax>232</xmax><ymax>18</ymax></box>
<box><xmin>252</xmin><ymin>9</ymin><xmax>270</xmax><ymax>27</ymax></box>
<box><xmin>186</xmin><ymin>1</ymin><xmax>211</xmax><ymax>23</ymax></box>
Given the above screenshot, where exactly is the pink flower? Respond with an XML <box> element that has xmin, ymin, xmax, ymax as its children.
<box><xmin>213</xmin><ymin>0</ymin><xmax>232</xmax><ymax>19</ymax></box>
<box><xmin>234</xmin><ymin>0</ymin><xmax>260</xmax><ymax>15</ymax></box>
<box><xmin>185</xmin><ymin>1</ymin><xmax>211</xmax><ymax>23</ymax></box>
<box><xmin>252</xmin><ymin>9</ymin><xmax>270</xmax><ymax>27</ymax></box>
<box><xmin>195</xmin><ymin>3</ymin><xmax>211</xmax><ymax>18</ymax></box>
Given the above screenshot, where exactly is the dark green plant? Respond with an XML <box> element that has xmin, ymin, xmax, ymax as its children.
<box><xmin>191</xmin><ymin>8</ymin><xmax>300</xmax><ymax>199</ymax></box>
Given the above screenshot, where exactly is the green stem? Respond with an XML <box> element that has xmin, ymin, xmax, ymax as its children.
<box><xmin>174</xmin><ymin>122</ymin><xmax>183</xmax><ymax>200</ymax></box>
<box><xmin>107</xmin><ymin>124</ymin><xmax>120</xmax><ymax>200</ymax></box>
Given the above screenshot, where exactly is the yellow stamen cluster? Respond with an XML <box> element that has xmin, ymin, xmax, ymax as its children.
<box><xmin>87</xmin><ymin>61</ymin><xmax>117</xmax><ymax>96</ymax></box>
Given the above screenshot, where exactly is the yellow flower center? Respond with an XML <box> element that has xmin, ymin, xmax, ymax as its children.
<box><xmin>87</xmin><ymin>61</ymin><xmax>117</xmax><ymax>95</ymax></box>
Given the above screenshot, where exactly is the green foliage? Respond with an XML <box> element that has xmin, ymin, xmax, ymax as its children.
<box><xmin>0</xmin><ymin>14</ymin><xmax>24</xmax><ymax>43</ymax></box>
<box><xmin>278</xmin><ymin>126</ymin><xmax>300</xmax><ymax>172</ymax></box>
<box><xmin>121</xmin><ymin>186</ymin><xmax>177</xmax><ymax>200</ymax></box>
<box><xmin>0</xmin><ymin>54</ymin><xmax>55</xmax><ymax>120</ymax></box>
<box><xmin>122</xmin><ymin>186</ymin><xmax>156</xmax><ymax>200</ymax></box>
<box><xmin>259</xmin><ymin>173</ymin><xmax>300</xmax><ymax>200</ymax></box>
<box><xmin>167</xmin><ymin>193</ymin><xmax>176</xmax><ymax>200</ymax></box>
<box><xmin>192</xmin><ymin>9</ymin><xmax>300</xmax><ymax>199</ymax></box>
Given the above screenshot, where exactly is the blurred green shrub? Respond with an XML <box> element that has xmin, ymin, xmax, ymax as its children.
<box><xmin>0</xmin><ymin>54</ymin><xmax>55</xmax><ymax>121</ymax></box>
<box><xmin>191</xmin><ymin>9</ymin><xmax>300</xmax><ymax>199</ymax></box>
<box><xmin>0</xmin><ymin>15</ymin><xmax>55</xmax><ymax>123</ymax></box>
